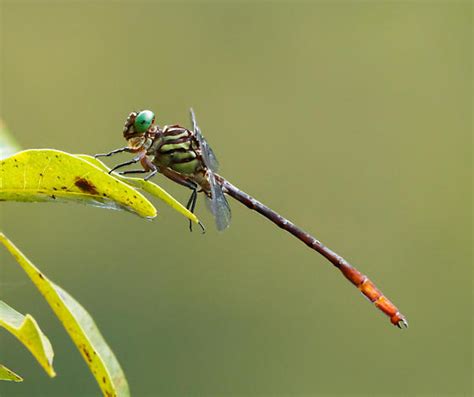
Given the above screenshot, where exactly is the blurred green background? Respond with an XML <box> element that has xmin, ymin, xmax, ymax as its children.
<box><xmin>0</xmin><ymin>1</ymin><xmax>471</xmax><ymax>396</ymax></box>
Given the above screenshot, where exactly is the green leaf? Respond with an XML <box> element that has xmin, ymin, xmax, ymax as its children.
<box><xmin>0</xmin><ymin>149</ymin><xmax>156</xmax><ymax>219</ymax></box>
<box><xmin>0</xmin><ymin>119</ymin><xmax>21</xmax><ymax>160</ymax></box>
<box><xmin>0</xmin><ymin>300</ymin><xmax>55</xmax><ymax>377</ymax></box>
<box><xmin>79</xmin><ymin>154</ymin><xmax>199</xmax><ymax>224</ymax></box>
<box><xmin>0</xmin><ymin>233</ymin><xmax>130</xmax><ymax>397</ymax></box>
<box><xmin>0</xmin><ymin>364</ymin><xmax>23</xmax><ymax>382</ymax></box>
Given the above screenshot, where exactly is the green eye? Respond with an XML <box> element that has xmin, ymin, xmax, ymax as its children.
<box><xmin>133</xmin><ymin>110</ymin><xmax>155</xmax><ymax>133</ymax></box>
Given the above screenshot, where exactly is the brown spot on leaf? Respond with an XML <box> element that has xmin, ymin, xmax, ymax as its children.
<box><xmin>75</xmin><ymin>177</ymin><xmax>99</xmax><ymax>195</ymax></box>
<box><xmin>38</xmin><ymin>273</ymin><xmax>44</xmax><ymax>279</ymax></box>
<box><xmin>81</xmin><ymin>345</ymin><xmax>93</xmax><ymax>363</ymax></box>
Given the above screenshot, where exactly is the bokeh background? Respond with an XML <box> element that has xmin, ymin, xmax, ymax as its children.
<box><xmin>0</xmin><ymin>1</ymin><xmax>471</xmax><ymax>396</ymax></box>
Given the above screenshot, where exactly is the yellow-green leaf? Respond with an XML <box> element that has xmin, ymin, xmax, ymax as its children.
<box><xmin>79</xmin><ymin>154</ymin><xmax>199</xmax><ymax>224</ymax></box>
<box><xmin>0</xmin><ymin>233</ymin><xmax>130</xmax><ymax>397</ymax></box>
<box><xmin>0</xmin><ymin>364</ymin><xmax>23</xmax><ymax>382</ymax></box>
<box><xmin>0</xmin><ymin>149</ymin><xmax>156</xmax><ymax>219</ymax></box>
<box><xmin>0</xmin><ymin>300</ymin><xmax>55</xmax><ymax>377</ymax></box>
<box><xmin>0</xmin><ymin>119</ymin><xmax>21</xmax><ymax>160</ymax></box>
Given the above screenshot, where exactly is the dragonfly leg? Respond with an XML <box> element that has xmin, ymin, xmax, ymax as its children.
<box><xmin>188</xmin><ymin>191</ymin><xmax>206</xmax><ymax>234</ymax></box>
<box><xmin>189</xmin><ymin>191</ymin><xmax>206</xmax><ymax>232</ymax></box>
<box><xmin>186</xmin><ymin>188</ymin><xmax>198</xmax><ymax>232</ymax></box>
<box><xmin>119</xmin><ymin>169</ymin><xmax>148</xmax><ymax>175</ymax></box>
<box><xmin>144</xmin><ymin>169</ymin><xmax>158</xmax><ymax>181</ymax></box>
<box><xmin>197</xmin><ymin>222</ymin><xmax>206</xmax><ymax>233</ymax></box>
<box><xmin>108</xmin><ymin>156</ymin><xmax>140</xmax><ymax>174</ymax></box>
<box><xmin>185</xmin><ymin>189</ymin><xmax>196</xmax><ymax>210</ymax></box>
<box><xmin>94</xmin><ymin>147</ymin><xmax>131</xmax><ymax>158</ymax></box>
<box><xmin>161</xmin><ymin>168</ymin><xmax>206</xmax><ymax>233</ymax></box>
<box><xmin>139</xmin><ymin>156</ymin><xmax>159</xmax><ymax>181</ymax></box>
<box><xmin>117</xmin><ymin>165</ymin><xmax>158</xmax><ymax>180</ymax></box>
<box><xmin>182</xmin><ymin>182</ymin><xmax>205</xmax><ymax>234</ymax></box>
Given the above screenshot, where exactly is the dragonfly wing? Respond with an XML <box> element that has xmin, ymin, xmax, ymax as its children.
<box><xmin>190</xmin><ymin>108</ymin><xmax>219</xmax><ymax>172</ymax></box>
<box><xmin>206</xmin><ymin>173</ymin><xmax>231</xmax><ymax>231</ymax></box>
<box><xmin>190</xmin><ymin>108</ymin><xmax>229</xmax><ymax>229</ymax></box>
<box><xmin>203</xmin><ymin>141</ymin><xmax>219</xmax><ymax>172</ymax></box>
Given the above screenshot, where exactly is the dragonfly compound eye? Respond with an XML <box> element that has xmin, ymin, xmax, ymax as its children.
<box><xmin>133</xmin><ymin>110</ymin><xmax>155</xmax><ymax>133</ymax></box>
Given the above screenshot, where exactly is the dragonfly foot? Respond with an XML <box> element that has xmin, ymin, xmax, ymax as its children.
<box><xmin>94</xmin><ymin>153</ymin><xmax>110</xmax><ymax>159</ymax></box>
<box><xmin>397</xmin><ymin>318</ymin><xmax>409</xmax><ymax>329</ymax></box>
<box><xmin>198</xmin><ymin>221</ymin><xmax>206</xmax><ymax>234</ymax></box>
<box><xmin>188</xmin><ymin>221</ymin><xmax>205</xmax><ymax>234</ymax></box>
<box><xmin>144</xmin><ymin>169</ymin><xmax>158</xmax><ymax>181</ymax></box>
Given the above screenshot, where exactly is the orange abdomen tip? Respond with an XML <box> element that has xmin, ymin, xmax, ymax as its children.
<box><xmin>360</xmin><ymin>279</ymin><xmax>408</xmax><ymax>328</ymax></box>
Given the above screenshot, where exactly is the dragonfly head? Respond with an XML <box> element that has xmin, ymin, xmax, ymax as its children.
<box><xmin>123</xmin><ymin>110</ymin><xmax>155</xmax><ymax>139</ymax></box>
<box><xmin>123</xmin><ymin>110</ymin><xmax>159</xmax><ymax>151</ymax></box>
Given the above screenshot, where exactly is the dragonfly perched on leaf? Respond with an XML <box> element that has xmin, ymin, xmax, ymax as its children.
<box><xmin>96</xmin><ymin>109</ymin><xmax>408</xmax><ymax>328</ymax></box>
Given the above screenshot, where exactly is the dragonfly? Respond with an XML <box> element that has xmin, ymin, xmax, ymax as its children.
<box><xmin>95</xmin><ymin>109</ymin><xmax>408</xmax><ymax>328</ymax></box>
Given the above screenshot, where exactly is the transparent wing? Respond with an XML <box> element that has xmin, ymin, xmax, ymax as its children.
<box><xmin>206</xmin><ymin>173</ymin><xmax>232</xmax><ymax>231</ymax></box>
<box><xmin>190</xmin><ymin>108</ymin><xmax>230</xmax><ymax>230</ymax></box>
<box><xmin>190</xmin><ymin>108</ymin><xmax>219</xmax><ymax>172</ymax></box>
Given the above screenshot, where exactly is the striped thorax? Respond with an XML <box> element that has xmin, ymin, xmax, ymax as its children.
<box><xmin>149</xmin><ymin>125</ymin><xmax>204</xmax><ymax>177</ymax></box>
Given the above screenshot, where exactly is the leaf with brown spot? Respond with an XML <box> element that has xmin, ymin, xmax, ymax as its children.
<box><xmin>0</xmin><ymin>149</ymin><xmax>156</xmax><ymax>219</ymax></box>
<box><xmin>0</xmin><ymin>234</ymin><xmax>130</xmax><ymax>397</ymax></box>
<box><xmin>78</xmin><ymin>154</ymin><xmax>199</xmax><ymax>225</ymax></box>
<box><xmin>74</xmin><ymin>177</ymin><xmax>99</xmax><ymax>195</ymax></box>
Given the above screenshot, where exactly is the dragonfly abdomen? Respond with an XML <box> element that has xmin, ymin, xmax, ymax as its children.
<box><xmin>152</xmin><ymin>125</ymin><xmax>202</xmax><ymax>176</ymax></box>
<box><xmin>218</xmin><ymin>175</ymin><xmax>408</xmax><ymax>328</ymax></box>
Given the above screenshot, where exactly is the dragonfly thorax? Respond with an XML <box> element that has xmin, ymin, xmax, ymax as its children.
<box><xmin>150</xmin><ymin>125</ymin><xmax>205</xmax><ymax>178</ymax></box>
